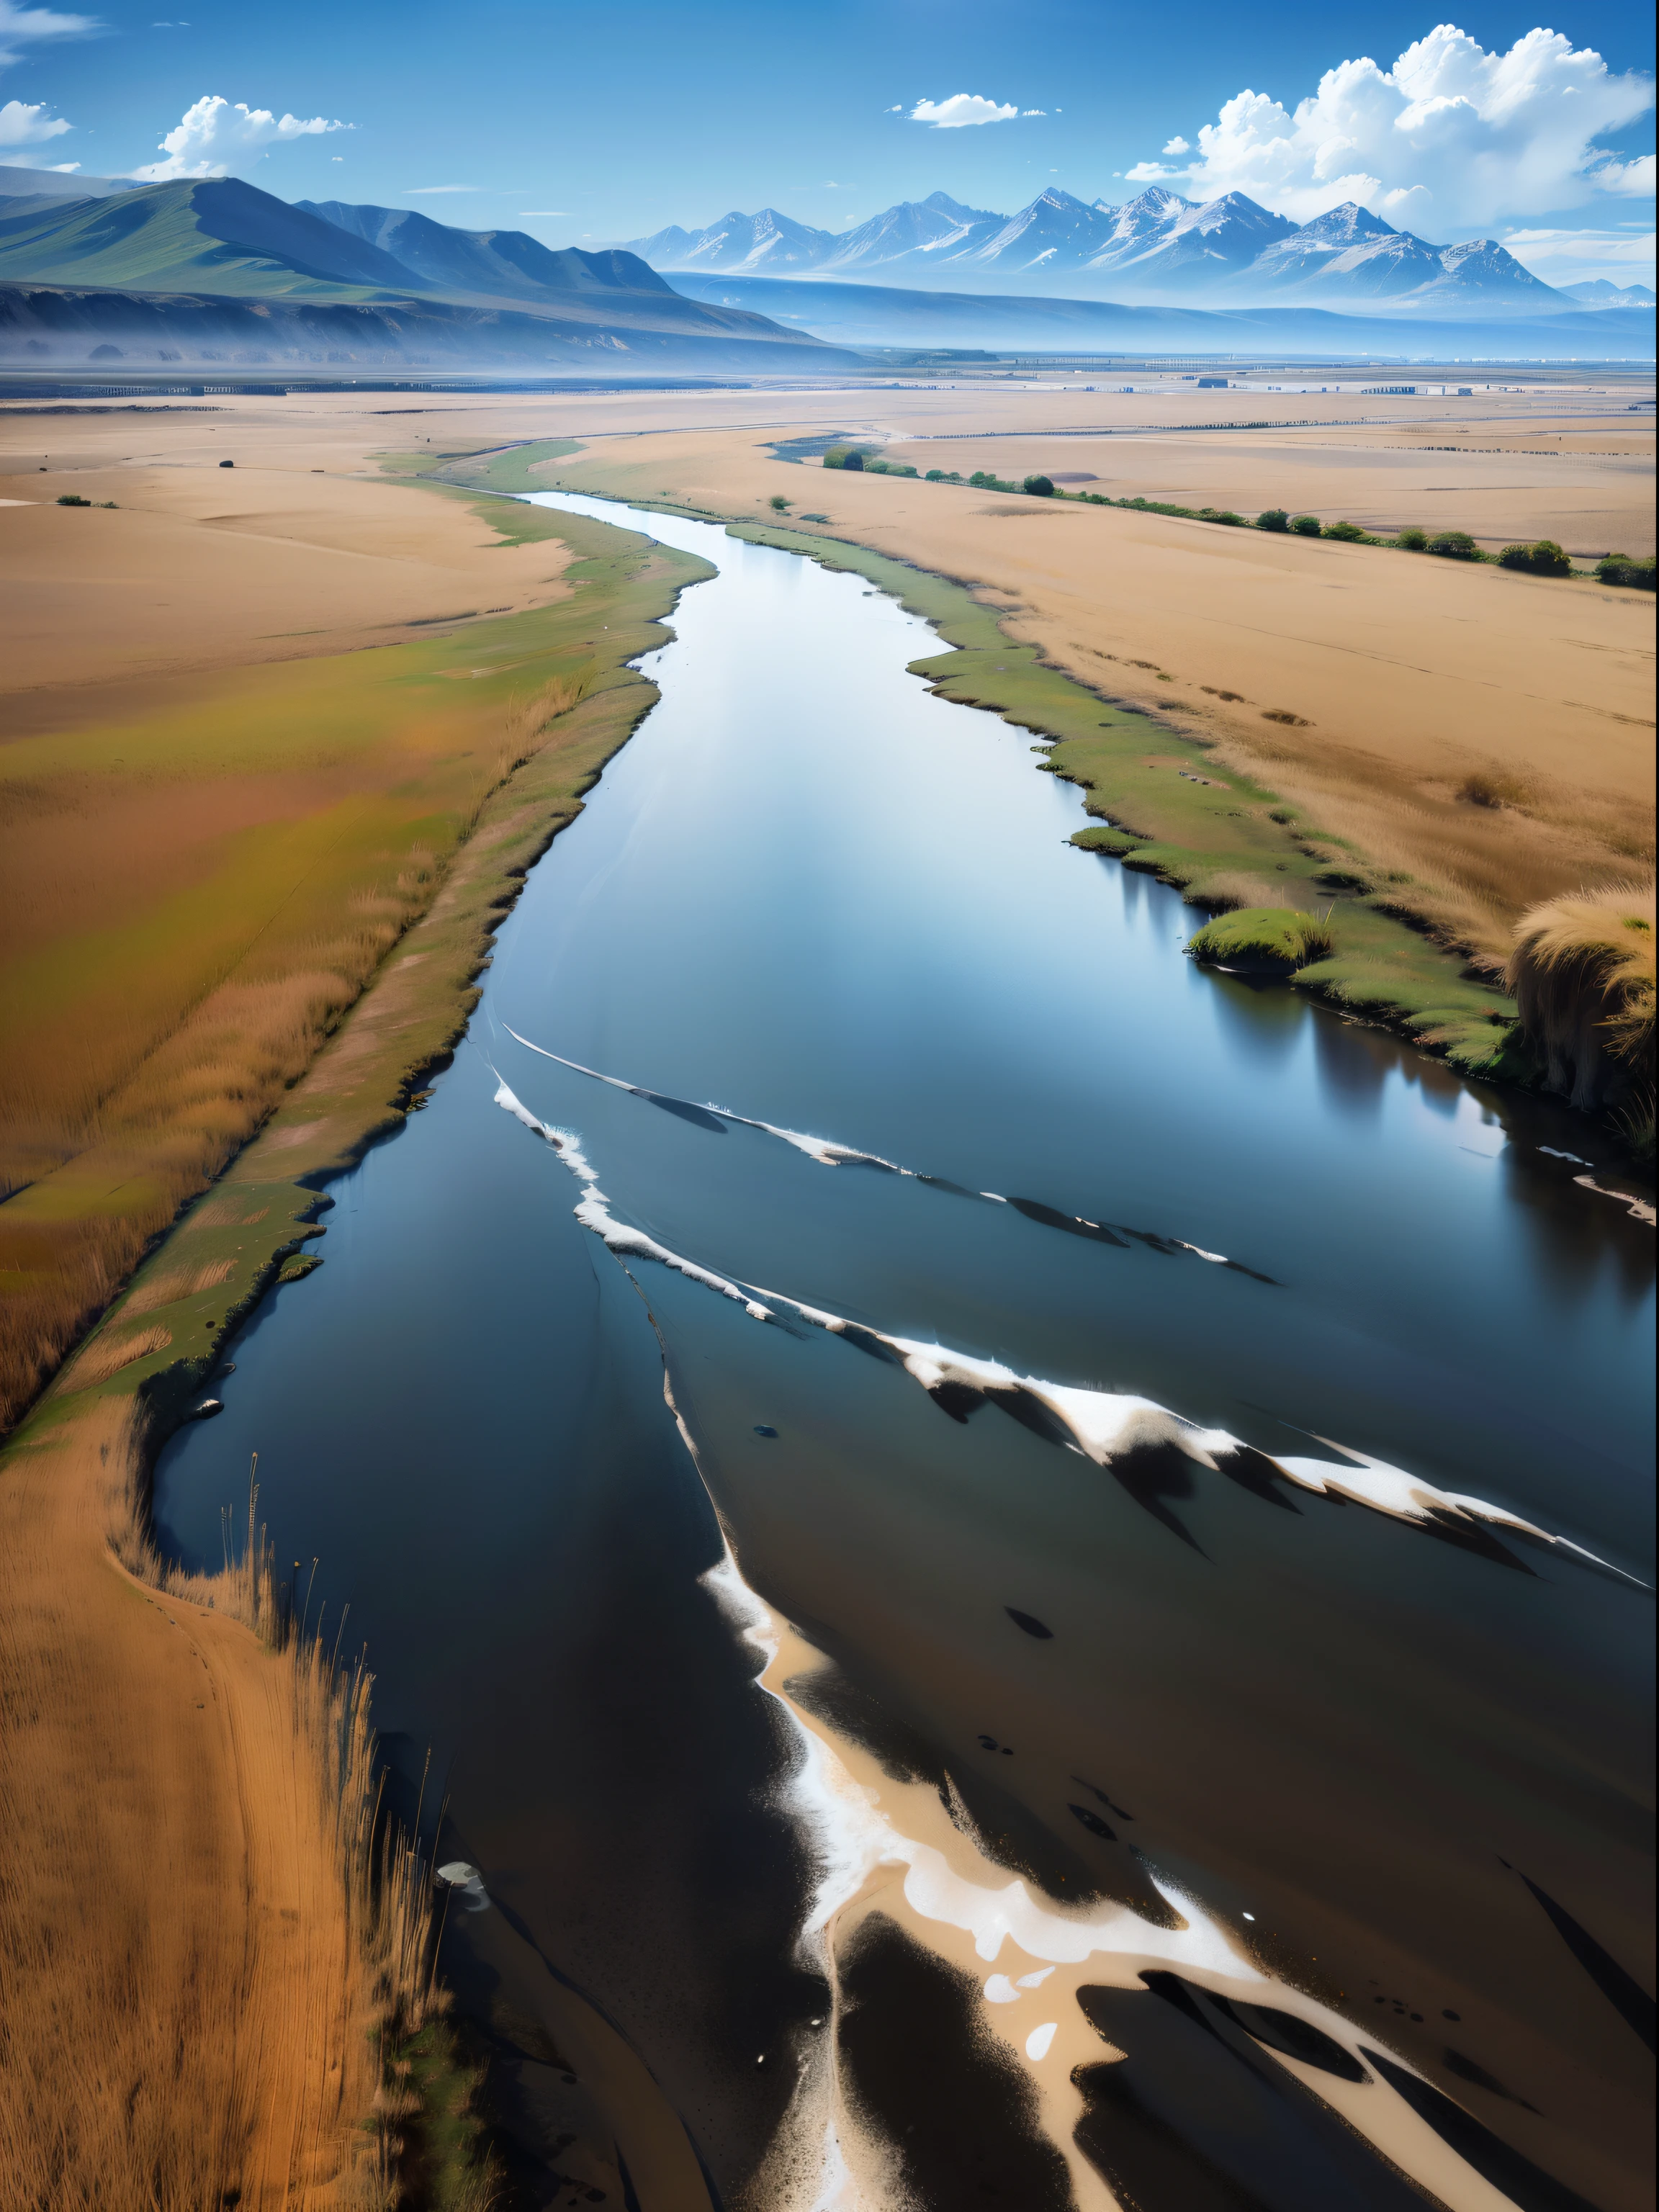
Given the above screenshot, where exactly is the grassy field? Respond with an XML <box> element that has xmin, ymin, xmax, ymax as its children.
<box><xmin>536</xmin><ymin>422</ymin><xmax>1655</xmax><ymax>978</ymax></box>
<box><xmin>0</xmin><ymin>469</ymin><xmax>711</xmax><ymax>2206</ymax></box>
<box><xmin>727</xmin><ymin>516</ymin><xmax>1523</xmax><ymax>1076</ymax></box>
<box><xmin>0</xmin><ymin>484</ymin><xmax>703</xmax><ymax>1431</ymax></box>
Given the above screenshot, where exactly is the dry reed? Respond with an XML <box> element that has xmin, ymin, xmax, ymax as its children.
<box><xmin>58</xmin><ymin>1321</ymin><xmax>173</xmax><ymax>1390</ymax></box>
<box><xmin>1</xmin><ymin>1413</ymin><xmax>450</xmax><ymax>2212</ymax></box>
<box><xmin>1503</xmin><ymin>878</ymin><xmax>1657</xmax><ymax>1110</ymax></box>
<box><xmin>125</xmin><ymin>1259</ymin><xmax>235</xmax><ymax>1316</ymax></box>
<box><xmin>1</xmin><ymin>677</ymin><xmax>594</xmax><ymax>1436</ymax></box>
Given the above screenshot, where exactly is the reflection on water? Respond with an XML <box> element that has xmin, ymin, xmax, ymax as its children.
<box><xmin>156</xmin><ymin>495</ymin><xmax>1653</xmax><ymax>2211</ymax></box>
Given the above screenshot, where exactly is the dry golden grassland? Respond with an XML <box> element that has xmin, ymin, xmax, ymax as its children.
<box><xmin>537</xmin><ymin>418</ymin><xmax>1655</xmax><ymax>966</ymax></box>
<box><xmin>0</xmin><ymin>437</ymin><xmax>708</xmax><ymax>2204</ymax></box>
<box><xmin>0</xmin><ymin>480</ymin><xmax>701</xmax><ymax>1434</ymax></box>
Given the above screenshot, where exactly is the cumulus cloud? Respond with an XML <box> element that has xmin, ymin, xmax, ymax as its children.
<box><xmin>0</xmin><ymin>94</ymin><xmax>69</xmax><ymax>145</ymax></box>
<box><xmin>1161</xmin><ymin>135</ymin><xmax>1190</xmax><ymax>156</ymax></box>
<box><xmin>131</xmin><ymin>94</ymin><xmax>350</xmax><ymax>181</ymax></box>
<box><xmin>1128</xmin><ymin>24</ymin><xmax>1655</xmax><ymax>234</ymax></box>
<box><xmin>909</xmin><ymin>94</ymin><xmax>1017</xmax><ymax>129</ymax></box>
<box><xmin>0</xmin><ymin>0</ymin><xmax>97</xmax><ymax>70</ymax></box>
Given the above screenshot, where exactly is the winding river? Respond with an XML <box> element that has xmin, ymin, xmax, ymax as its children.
<box><xmin>156</xmin><ymin>495</ymin><xmax>1654</xmax><ymax>2212</ymax></box>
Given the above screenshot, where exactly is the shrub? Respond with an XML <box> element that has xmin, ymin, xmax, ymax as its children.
<box><xmin>1323</xmin><ymin>519</ymin><xmax>1370</xmax><ymax>542</ymax></box>
<box><xmin>1290</xmin><ymin>513</ymin><xmax>1321</xmax><ymax>536</ymax></box>
<box><xmin>1428</xmin><ymin>531</ymin><xmax>1479</xmax><ymax>559</ymax></box>
<box><xmin>1393</xmin><ymin>527</ymin><xmax>1429</xmax><ymax>550</ymax></box>
<box><xmin>1262</xmin><ymin>709</ymin><xmax>1311</xmax><ymax>727</ymax></box>
<box><xmin>56</xmin><ymin>493</ymin><xmax>90</xmax><ymax>506</ymax></box>
<box><xmin>1596</xmin><ymin>553</ymin><xmax>1657</xmax><ymax>591</ymax></box>
<box><xmin>1256</xmin><ymin>509</ymin><xmax>1290</xmax><ymax>531</ymax></box>
<box><xmin>822</xmin><ymin>447</ymin><xmax>863</xmax><ymax>471</ymax></box>
<box><xmin>768</xmin><ymin>493</ymin><xmax>790</xmax><ymax>512</ymax></box>
<box><xmin>1186</xmin><ymin>905</ymin><xmax>1336</xmax><ymax>974</ymax></box>
<box><xmin>1460</xmin><ymin>768</ymin><xmax>1533</xmax><ymax>808</ymax></box>
<box><xmin>925</xmin><ymin>468</ymin><xmax>945</xmax><ymax>481</ymax></box>
<box><xmin>1506</xmin><ymin>879</ymin><xmax>1655</xmax><ymax>1109</ymax></box>
<box><xmin>1022</xmin><ymin>474</ymin><xmax>1056</xmax><ymax>497</ymax></box>
<box><xmin>1199</xmin><ymin>507</ymin><xmax>1246</xmax><ymax>526</ymax></box>
<box><xmin>1500</xmin><ymin>539</ymin><xmax>1571</xmax><ymax>576</ymax></box>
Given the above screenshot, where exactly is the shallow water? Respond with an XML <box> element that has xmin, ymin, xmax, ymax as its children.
<box><xmin>157</xmin><ymin>495</ymin><xmax>1654</xmax><ymax>2210</ymax></box>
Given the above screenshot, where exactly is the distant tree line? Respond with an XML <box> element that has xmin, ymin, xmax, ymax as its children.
<box><xmin>804</xmin><ymin>445</ymin><xmax>1651</xmax><ymax>586</ymax></box>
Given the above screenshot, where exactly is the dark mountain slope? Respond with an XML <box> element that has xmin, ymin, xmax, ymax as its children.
<box><xmin>297</xmin><ymin>199</ymin><xmax>673</xmax><ymax>306</ymax></box>
<box><xmin>0</xmin><ymin>279</ymin><xmax>862</xmax><ymax>372</ymax></box>
<box><xmin>0</xmin><ymin>178</ymin><xmax>432</xmax><ymax>297</ymax></box>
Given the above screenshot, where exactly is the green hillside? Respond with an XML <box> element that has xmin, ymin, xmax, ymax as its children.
<box><xmin>0</xmin><ymin>179</ymin><xmax>427</xmax><ymax>300</ymax></box>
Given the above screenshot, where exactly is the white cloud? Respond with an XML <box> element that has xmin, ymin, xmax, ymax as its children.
<box><xmin>518</xmin><ymin>209</ymin><xmax>570</xmax><ymax>217</ymax></box>
<box><xmin>1136</xmin><ymin>24</ymin><xmax>1655</xmax><ymax>234</ymax></box>
<box><xmin>0</xmin><ymin>94</ymin><xmax>69</xmax><ymax>144</ymax></box>
<box><xmin>131</xmin><ymin>94</ymin><xmax>349</xmax><ymax>181</ymax></box>
<box><xmin>0</xmin><ymin>0</ymin><xmax>97</xmax><ymax>71</ymax></box>
<box><xmin>1021</xmin><ymin>109</ymin><xmax>1046</xmax><ymax>117</ymax></box>
<box><xmin>1501</xmin><ymin>222</ymin><xmax>1655</xmax><ymax>284</ymax></box>
<box><xmin>1161</xmin><ymin>135</ymin><xmax>1190</xmax><ymax>156</ymax></box>
<box><xmin>405</xmin><ymin>182</ymin><xmax>476</xmax><ymax>194</ymax></box>
<box><xmin>1595</xmin><ymin>152</ymin><xmax>1656</xmax><ymax>196</ymax></box>
<box><xmin>909</xmin><ymin>94</ymin><xmax>1018</xmax><ymax>129</ymax></box>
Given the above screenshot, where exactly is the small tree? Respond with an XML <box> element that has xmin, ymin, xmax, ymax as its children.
<box><xmin>1290</xmin><ymin>513</ymin><xmax>1321</xmax><ymax>536</ymax></box>
<box><xmin>1394</xmin><ymin>527</ymin><xmax>1429</xmax><ymax>551</ymax></box>
<box><xmin>1323</xmin><ymin>520</ymin><xmax>1369</xmax><ymax>542</ymax></box>
<box><xmin>1022</xmin><ymin>474</ymin><xmax>1055</xmax><ymax>496</ymax></box>
<box><xmin>1256</xmin><ymin>509</ymin><xmax>1289</xmax><ymax>531</ymax></box>
<box><xmin>925</xmin><ymin>468</ymin><xmax>945</xmax><ymax>481</ymax></box>
<box><xmin>1428</xmin><ymin>531</ymin><xmax>1479</xmax><ymax>559</ymax></box>
<box><xmin>1526</xmin><ymin>539</ymin><xmax>1571</xmax><ymax>577</ymax></box>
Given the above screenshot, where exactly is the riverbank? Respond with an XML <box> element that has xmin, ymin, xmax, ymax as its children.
<box><xmin>525</xmin><ymin>423</ymin><xmax>1654</xmax><ymax>973</ymax></box>
<box><xmin>488</xmin><ymin>462</ymin><xmax>1527</xmax><ymax>1085</ymax></box>
<box><xmin>0</xmin><ymin>485</ymin><xmax>711</xmax><ymax>2203</ymax></box>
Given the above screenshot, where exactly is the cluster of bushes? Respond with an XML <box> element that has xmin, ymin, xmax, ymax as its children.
<box><xmin>823</xmin><ymin>446</ymin><xmax>920</xmax><ymax>479</ymax></box>
<box><xmin>55</xmin><ymin>493</ymin><xmax>118</xmax><ymax>510</ymax></box>
<box><xmin>1498</xmin><ymin>539</ymin><xmax>1573</xmax><ymax>576</ymax></box>
<box><xmin>1595</xmin><ymin>552</ymin><xmax>1657</xmax><ymax>591</ymax></box>
<box><xmin>814</xmin><ymin>455</ymin><xmax>1650</xmax><ymax>590</ymax></box>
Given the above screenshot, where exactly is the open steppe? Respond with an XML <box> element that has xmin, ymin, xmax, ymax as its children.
<box><xmin>0</xmin><ymin>371</ymin><xmax>1653</xmax><ymax>2203</ymax></box>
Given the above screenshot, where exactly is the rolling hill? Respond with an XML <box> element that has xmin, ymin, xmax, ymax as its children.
<box><xmin>0</xmin><ymin>175</ymin><xmax>854</xmax><ymax>370</ymax></box>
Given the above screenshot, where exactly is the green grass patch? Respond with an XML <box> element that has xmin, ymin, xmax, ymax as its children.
<box><xmin>1187</xmin><ymin>907</ymin><xmax>1336</xmax><ymax>973</ymax></box>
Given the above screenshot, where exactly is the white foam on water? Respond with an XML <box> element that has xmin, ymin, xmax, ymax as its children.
<box><xmin>493</xmin><ymin>1076</ymin><xmax>1647</xmax><ymax>1588</ymax></box>
<box><xmin>493</xmin><ymin>1078</ymin><xmax>772</xmax><ymax>1319</ymax></box>
<box><xmin>500</xmin><ymin>1024</ymin><xmax>1260</xmax><ymax>1265</ymax></box>
<box><xmin>698</xmin><ymin>1521</ymin><xmax>1524</xmax><ymax>2212</ymax></box>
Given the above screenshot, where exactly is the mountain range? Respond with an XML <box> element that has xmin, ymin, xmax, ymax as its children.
<box><xmin>0</xmin><ymin>168</ymin><xmax>850</xmax><ymax>371</ymax></box>
<box><xmin>667</xmin><ymin>269</ymin><xmax>1654</xmax><ymax>360</ymax></box>
<box><xmin>625</xmin><ymin>185</ymin><xmax>1604</xmax><ymax>315</ymax></box>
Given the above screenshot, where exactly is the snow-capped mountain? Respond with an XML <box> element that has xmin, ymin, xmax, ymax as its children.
<box><xmin>817</xmin><ymin>191</ymin><xmax>1002</xmax><ymax>272</ymax></box>
<box><xmin>940</xmin><ymin>186</ymin><xmax>1117</xmax><ymax>274</ymax></box>
<box><xmin>1086</xmin><ymin>191</ymin><xmax>1298</xmax><ymax>284</ymax></box>
<box><xmin>626</xmin><ymin>207</ymin><xmax>836</xmax><ymax>274</ymax></box>
<box><xmin>622</xmin><ymin>189</ymin><xmax>1590</xmax><ymax>313</ymax></box>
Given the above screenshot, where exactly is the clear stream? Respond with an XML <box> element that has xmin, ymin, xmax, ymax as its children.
<box><xmin>157</xmin><ymin>495</ymin><xmax>1654</xmax><ymax>2211</ymax></box>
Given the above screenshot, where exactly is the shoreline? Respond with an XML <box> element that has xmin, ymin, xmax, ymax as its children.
<box><xmin>0</xmin><ymin>491</ymin><xmax>714</xmax><ymax>2204</ymax></box>
<box><xmin>512</xmin><ymin>469</ymin><xmax>1557</xmax><ymax>1102</ymax></box>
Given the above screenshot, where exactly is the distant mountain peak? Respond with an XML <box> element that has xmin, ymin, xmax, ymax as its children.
<box><xmin>616</xmin><ymin>182</ymin><xmax>1605</xmax><ymax>317</ymax></box>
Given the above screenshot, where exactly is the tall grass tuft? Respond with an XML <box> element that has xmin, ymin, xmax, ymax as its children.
<box><xmin>1504</xmin><ymin>878</ymin><xmax>1656</xmax><ymax>1110</ymax></box>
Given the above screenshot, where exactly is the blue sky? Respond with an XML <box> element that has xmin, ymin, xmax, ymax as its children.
<box><xmin>1</xmin><ymin>0</ymin><xmax>1653</xmax><ymax>283</ymax></box>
